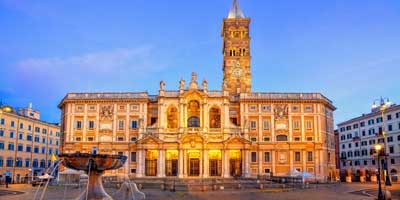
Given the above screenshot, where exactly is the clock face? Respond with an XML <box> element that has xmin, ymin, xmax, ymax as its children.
<box><xmin>233</xmin><ymin>68</ymin><xmax>242</xmax><ymax>77</ymax></box>
<box><xmin>232</xmin><ymin>60</ymin><xmax>242</xmax><ymax>78</ymax></box>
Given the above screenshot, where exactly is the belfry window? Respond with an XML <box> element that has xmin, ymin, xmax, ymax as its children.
<box><xmin>188</xmin><ymin>117</ymin><xmax>200</xmax><ymax>128</ymax></box>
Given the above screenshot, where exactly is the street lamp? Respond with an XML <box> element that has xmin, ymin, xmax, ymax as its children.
<box><xmin>372</xmin><ymin>97</ymin><xmax>392</xmax><ymax>186</ymax></box>
<box><xmin>374</xmin><ymin>144</ymin><xmax>384</xmax><ymax>200</ymax></box>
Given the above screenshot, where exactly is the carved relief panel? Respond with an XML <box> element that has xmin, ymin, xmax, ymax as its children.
<box><xmin>99</xmin><ymin>105</ymin><xmax>113</xmax><ymax>139</ymax></box>
<box><xmin>274</xmin><ymin>104</ymin><xmax>289</xmax><ymax>134</ymax></box>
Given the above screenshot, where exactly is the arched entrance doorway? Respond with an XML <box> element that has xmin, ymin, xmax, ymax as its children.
<box><xmin>229</xmin><ymin>150</ymin><xmax>242</xmax><ymax>177</ymax></box>
<box><xmin>188</xmin><ymin>150</ymin><xmax>200</xmax><ymax>176</ymax></box>
<box><xmin>145</xmin><ymin>150</ymin><xmax>158</xmax><ymax>176</ymax></box>
<box><xmin>166</xmin><ymin>150</ymin><xmax>178</xmax><ymax>176</ymax></box>
<box><xmin>209</xmin><ymin>150</ymin><xmax>222</xmax><ymax>176</ymax></box>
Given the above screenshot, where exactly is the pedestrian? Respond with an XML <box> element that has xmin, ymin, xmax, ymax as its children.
<box><xmin>4</xmin><ymin>170</ymin><xmax>12</xmax><ymax>188</ymax></box>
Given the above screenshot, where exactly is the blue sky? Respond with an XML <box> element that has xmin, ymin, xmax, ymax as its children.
<box><xmin>0</xmin><ymin>0</ymin><xmax>399</xmax><ymax>125</ymax></box>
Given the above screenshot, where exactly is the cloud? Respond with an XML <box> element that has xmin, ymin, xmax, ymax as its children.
<box><xmin>16</xmin><ymin>46</ymin><xmax>167</xmax><ymax>80</ymax></box>
<box><xmin>17</xmin><ymin>46</ymin><xmax>162</xmax><ymax>73</ymax></box>
<box><xmin>11</xmin><ymin>46</ymin><xmax>168</xmax><ymax>95</ymax></box>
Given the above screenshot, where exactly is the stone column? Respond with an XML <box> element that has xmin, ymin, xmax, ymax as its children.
<box><xmin>70</xmin><ymin>105</ymin><xmax>75</xmax><ymax>142</ymax></box>
<box><xmin>178</xmin><ymin>149</ymin><xmax>184</xmax><ymax>178</ymax></box>
<box><xmin>200</xmin><ymin>104</ymin><xmax>203</xmax><ymax>128</ymax></box>
<box><xmin>183</xmin><ymin>150</ymin><xmax>187</xmax><ymax>177</ymax></box>
<box><xmin>258</xmin><ymin>112</ymin><xmax>262</xmax><ymax>141</ymax></box>
<box><xmin>314</xmin><ymin>115</ymin><xmax>318</xmax><ymax>142</ymax></box>
<box><xmin>302</xmin><ymin>150</ymin><xmax>306</xmax><ymax>172</ymax></box>
<box><xmin>136</xmin><ymin>150</ymin><xmax>143</xmax><ymax>177</ymax></box>
<box><xmin>221</xmin><ymin>149</ymin><xmax>225</xmax><ymax>177</ymax></box>
<box><xmin>143</xmin><ymin>103</ymin><xmax>148</xmax><ymax>129</ymax></box>
<box><xmin>301</xmin><ymin>115</ymin><xmax>305</xmax><ymax>141</ymax></box>
<box><xmin>179</xmin><ymin>103</ymin><xmax>184</xmax><ymax>129</ymax></box>
<box><xmin>125</xmin><ymin>103</ymin><xmax>130</xmax><ymax>141</ymax></box>
<box><xmin>184</xmin><ymin>104</ymin><xmax>188</xmax><ymax>128</ymax></box>
<box><xmin>223</xmin><ymin>150</ymin><xmax>230</xmax><ymax>177</ymax></box>
<box><xmin>199</xmin><ymin>150</ymin><xmax>203</xmax><ymax>176</ymax></box>
<box><xmin>246</xmin><ymin>150</ymin><xmax>250</xmax><ymax>177</ymax></box>
<box><xmin>289</xmin><ymin>150</ymin><xmax>293</xmax><ymax>172</ymax></box>
<box><xmin>319</xmin><ymin>150</ymin><xmax>323</xmax><ymax>178</ymax></box>
<box><xmin>288</xmin><ymin>115</ymin><xmax>293</xmax><ymax>142</ymax></box>
<box><xmin>272</xmin><ymin>150</ymin><xmax>276</xmax><ymax>175</ymax></box>
<box><xmin>113</xmin><ymin>104</ymin><xmax>117</xmax><ymax>141</ymax></box>
<box><xmin>203</xmin><ymin>150</ymin><xmax>209</xmax><ymax>178</ymax></box>
<box><xmin>83</xmin><ymin>104</ymin><xmax>87</xmax><ymax>141</ymax></box>
<box><xmin>258</xmin><ymin>150</ymin><xmax>263</xmax><ymax>175</ymax></box>
<box><xmin>271</xmin><ymin>105</ymin><xmax>275</xmax><ymax>142</ymax></box>
<box><xmin>224</xmin><ymin>102</ymin><xmax>230</xmax><ymax>130</ymax></box>
<box><xmin>125</xmin><ymin>151</ymin><xmax>129</xmax><ymax>176</ymax></box>
<box><xmin>204</xmin><ymin>103</ymin><xmax>209</xmax><ymax>129</ymax></box>
<box><xmin>95</xmin><ymin>104</ymin><xmax>100</xmax><ymax>142</ymax></box>
<box><xmin>157</xmin><ymin>150</ymin><xmax>165</xmax><ymax>177</ymax></box>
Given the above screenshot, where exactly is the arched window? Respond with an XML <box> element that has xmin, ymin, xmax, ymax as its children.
<box><xmin>25</xmin><ymin>159</ymin><xmax>30</xmax><ymax>168</ymax></box>
<box><xmin>167</xmin><ymin>106</ymin><xmax>178</xmax><ymax>129</ymax></box>
<box><xmin>209</xmin><ymin>107</ymin><xmax>221</xmax><ymax>128</ymax></box>
<box><xmin>6</xmin><ymin>157</ymin><xmax>13</xmax><ymax>167</ymax></box>
<box><xmin>276</xmin><ymin>135</ymin><xmax>288</xmax><ymax>141</ymax></box>
<box><xmin>33</xmin><ymin>159</ymin><xmax>38</xmax><ymax>168</ymax></box>
<box><xmin>187</xmin><ymin>100</ymin><xmax>200</xmax><ymax>127</ymax></box>
<box><xmin>188</xmin><ymin>117</ymin><xmax>200</xmax><ymax>128</ymax></box>
<box><xmin>40</xmin><ymin>159</ymin><xmax>45</xmax><ymax>168</ymax></box>
<box><xmin>16</xmin><ymin>157</ymin><xmax>22</xmax><ymax>167</ymax></box>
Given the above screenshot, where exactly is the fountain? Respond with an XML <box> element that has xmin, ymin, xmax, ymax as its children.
<box><xmin>60</xmin><ymin>152</ymin><xmax>144</xmax><ymax>200</ymax></box>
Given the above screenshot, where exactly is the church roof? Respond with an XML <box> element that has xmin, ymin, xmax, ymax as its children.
<box><xmin>228</xmin><ymin>0</ymin><xmax>245</xmax><ymax>19</ymax></box>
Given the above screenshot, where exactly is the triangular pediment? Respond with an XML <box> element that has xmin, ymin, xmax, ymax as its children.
<box><xmin>224</xmin><ymin>135</ymin><xmax>251</xmax><ymax>144</ymax></box>
<box><xmin>136</xmin><ymin>135</ymin><xmax>163</xmax><ymax>144</ymax></box>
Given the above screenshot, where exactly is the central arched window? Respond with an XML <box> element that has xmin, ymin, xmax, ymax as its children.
<box><xmin>188</xmin><ymin>116</ymin><xmax>200</xmax><ymax>127</ymax></box>
<box><xmin>209</xmin><ymin>107</ymin><xmax>221</xmax><ymax>128</ymax></box>
<box><xmin>167</xmin><ymin>106</ymin><xmax>178</xmax><ymax>129</ymax></box>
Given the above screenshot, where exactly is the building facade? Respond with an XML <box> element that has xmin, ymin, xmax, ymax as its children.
<box><xmin>337</xmin><ymin>102</ymin><xmax>400</xmax><ymax>182</ymax></box>
<box><xmin>59</xmin><ymin>0</ymin><xmax>336</xmax><ymax>181</ymax></box>
<box><xmin>0</xmin><ymin>104</ymin><xmax>60</xmax><ymax>183</ymax></box>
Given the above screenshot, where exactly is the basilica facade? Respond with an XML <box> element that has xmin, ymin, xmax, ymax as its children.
<box><xmin>59</xmin><ymin>0</ymin><xmax>336</xmax><ymax>181</ymax></box>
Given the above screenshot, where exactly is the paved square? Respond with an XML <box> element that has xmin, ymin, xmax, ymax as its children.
<box><xmin>1</xmin><ymin>183</ymin><xmax>399</xmax><ymax>200</ymax></box>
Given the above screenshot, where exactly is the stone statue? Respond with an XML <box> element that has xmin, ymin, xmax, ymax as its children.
<box><xmin>191</xmin><ymin>72</ymin><xmax>197</xmax><ymax>82</ymax></box>
<box><xmin>188</xmin><ymin>72</ymin><xmax>198</xmax><ymax>90</ymax></box>
<box><xmin>202</xmin><ymin>79</ymin><xmax>208</xmax><ymax>91</ymax></box>
<box><xmin>159</xmin><ymin>80</ymin><xmax>165</xmax><ymax>91</ymax></box>
<box><xmin>222</xmin><ymin>81</ymin><xmax>228</xmax><ymax>91</ymax></box>
<box><xmin>179</xmin><ymin>79</ymin><xmax>185</xmax><ymax>91</ymax></box>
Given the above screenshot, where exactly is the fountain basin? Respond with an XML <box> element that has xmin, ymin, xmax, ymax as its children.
<box><xmin>60</xmin><ymin>152</ymin><xmax>127</xmax><ymax>171</ymax></box>
<box><xmin>59</xmin><ymin>153</ymin><xmax>127</xmax><ymax>200</ymax></box>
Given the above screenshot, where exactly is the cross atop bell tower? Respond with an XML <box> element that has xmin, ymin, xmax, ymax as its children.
<box><xmin>222</xmin><ymin>0</ymin><xmax>251</xmax><ymax>96</ymax></box>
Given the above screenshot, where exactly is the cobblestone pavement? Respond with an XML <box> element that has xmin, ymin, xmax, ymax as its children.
<box><xmin>0</xmin><ymin>183</ymin><xmax>399</xmax><ymax>200</ymax></box>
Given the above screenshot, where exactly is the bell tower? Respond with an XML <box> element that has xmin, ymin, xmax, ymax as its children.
<box><xmin>222</xmin><ymin>0</ymin><xmax>251</xmax><ymax>95</ymax></box>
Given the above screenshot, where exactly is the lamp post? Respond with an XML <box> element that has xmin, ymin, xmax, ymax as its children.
<box><xmin>374</xmin><ymin>144</ymin><xmax>384</xmax><ymax>200</ymax></box>
<box><xmin>372</xmin><ymin>97</ymin><xmax>392</xmax><ymax>186</ymax></box>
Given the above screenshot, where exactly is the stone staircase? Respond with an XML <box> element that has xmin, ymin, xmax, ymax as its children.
<box><xmin>131</xmin><ymin>177</ymin><xmax>286</xmax><ymax>192</ymax></box>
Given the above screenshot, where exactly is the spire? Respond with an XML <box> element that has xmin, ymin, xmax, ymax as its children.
<box><xmin>228</xmin><ymin>0</ymin><xmax>245</xmax><ymax>19</ymax></box>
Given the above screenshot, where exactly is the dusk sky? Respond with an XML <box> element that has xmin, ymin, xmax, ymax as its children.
<box><xmin>0</xmin><ymin>0</ymin><xmax>399</xmax><ymax>125</ymax></box>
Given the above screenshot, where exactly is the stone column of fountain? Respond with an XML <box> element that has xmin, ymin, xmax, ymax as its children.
<box><xmin>60</xmin><ymin>152</ymin><xmax>144</xmax><ymax>200</ymax></box>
